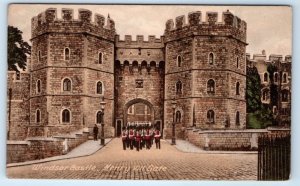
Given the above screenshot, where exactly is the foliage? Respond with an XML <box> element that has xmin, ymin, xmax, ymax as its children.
<box><xmin>246</xmin><ymin>66</ymin><xmax>262</xmax><ymax>113</ymax></box>
<box><xmin>8</xmin><ymin>25</ymin><xmax>31</xmax><ymax>71</ymax></box>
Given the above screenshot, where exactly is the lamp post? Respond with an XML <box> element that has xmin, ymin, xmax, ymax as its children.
<box><xmin>171</xmin><ymin>98</ymin><xmax>177</xmax><ymax>145</ymax></box>
<box><xmin>100</xmin><ymin>97</ymin><xmax>106</xmax><ymax>146</ymax></box>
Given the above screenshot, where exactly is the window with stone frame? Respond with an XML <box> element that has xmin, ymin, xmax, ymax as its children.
<box><xmin>207</xmin><ymin>79</ymin><xmax>215</xmax><ymax>94</ymax></box>
<box><xmin>62</xmin><ymin>109</ymin><xmax>71</xmax><ymax>123</ymax></box>
<box><xmin>98</xmin><ymin>52</ymin><xmax>103</xmax><ymax>64</ymax></box>
<box><xmin>36</xmin><ymin>109</ymin><xmax>41</xmax><ymax>123</ymax></box>
<box><xmin>177</xmin><ymin>55</ymin><xmax>182</xmax><ymax>67</ymax></box>
<box><xmin>282</xmin><ymin>89</ymin><xmax>289</xmax><ymax>102</ymax></box>
<box><xmin>263</xmin><ymin>72</ymin><xmax>268</xmax><ymax>82</ymax></box>
<box><xmin>64</xmin><ymin>48</ymin><xmax>70</xmax><ymax>61</ymax></box>
<box><xmin>208</xmin><ymin>53</ymin><xmax>214</xmax><ymax>65</ymax></box>
<box><xmin>175</xmin><ymin>110</ymin><xmax>182</xmax><ymax>123</ymax></box>
<box><xmin>207</xmin><ymin>110</ymin><xmax>215</xmax><ymax>124</ymax></box>
<box><xmin>176</xmin><ymin>80</ymin><xmax>182</xmax><ymax>94</ymax></box>
<box><xmin>96</xmin><ymin>81</ymin><xmax>103</xmax><ymax>94</ymax></box>
<box><xmin>262</xmin><ymin>89</ymin><xmax>269</xmax><ymax>101</ymax></box>
<box><xmin>63</xmin><ymin>78</ymin><xmax>71</xmax><ymax>91</ymax></box>
<box><xmin>96</xmin><ymin>111</ymin><xmax>103</xmax><ymax>124</ymax></box>
<box><xmin>36</xmin><ymin>79</ymin><xmax>41</xmax><ymax>93</ymax></box>
<box><xmin>236</xmin><ymin>111</ymin><xmax>240</xmax><ymax>126</ymax></box>
<box><xmin>236</xmin><ymin>82</ymin><xmax>240</xmax><ymax>95</ymax></box>
<box><xmin>282</xmin><ymin>73</ymin><xmax>287</xmax><ymax>83</ymax></box>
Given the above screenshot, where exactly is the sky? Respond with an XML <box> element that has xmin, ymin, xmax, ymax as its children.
<box><xmin>8</xmin><ymin>4</ymin><xmax>292</xmax><ymax>57</ymax></box>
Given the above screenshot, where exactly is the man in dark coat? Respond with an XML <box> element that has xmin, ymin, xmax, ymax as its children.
<box><xmin>93</xmin><ymin>124</ymin><xmax>99</xmax><ymax>141</ymax></box>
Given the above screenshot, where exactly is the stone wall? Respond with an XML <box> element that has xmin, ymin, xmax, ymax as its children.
<box><xmin>7</xmin><ymin>130</ymin><xmax>89</xmax><ymax>164</ymax></box>
<box><xmin>7</xmin><ymin>71</ymin><xmax>30</xmax><ymax>140</ymax></box>
<box><xmin>185</xmin><ymin>128</ymin><xmax>274</xmax><ymax>151</ymax></box>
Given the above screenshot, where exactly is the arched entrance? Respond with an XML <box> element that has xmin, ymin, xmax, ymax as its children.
<box><xmin>124</xmin><ymin>99</ymin><xmax>155</xmax><ymax>126</ymax></box>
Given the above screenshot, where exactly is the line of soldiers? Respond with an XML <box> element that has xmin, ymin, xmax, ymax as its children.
<box><xmin>121</xmin><ymin>125</ymin><xmax>161</xmax><ymax>151</ymax></box>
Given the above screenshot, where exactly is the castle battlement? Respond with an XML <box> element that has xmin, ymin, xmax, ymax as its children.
<box><xmin>247</xmin><ymin>52</ymin><xmax>292</xmax><ymax>63</ymax></box>
<box><xmin>31</xmin><ymin>8</ymin><xmax>116</xmax><ymax>41</ymax></box>
<box><xmin>115</xmin><ymin>35</ymin><xmax>164</xmax><ymax>48</ymax></box>
<box><xmin>164</xmin><ymin>10</ymin><xmax>247</xmax><ymax>43</ymax></box>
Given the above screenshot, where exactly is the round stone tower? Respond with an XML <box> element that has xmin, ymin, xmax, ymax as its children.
<box><xmin>163</xmin><ymin>10</ymin><xmax>247</xmax><ymax>138</ymax></box>
<box><xmin>29</xmin><ymin>8</ymin><xmax>116</xmax><ymax>137</ymax></box>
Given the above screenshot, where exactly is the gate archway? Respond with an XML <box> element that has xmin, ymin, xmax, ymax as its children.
<box><xmin>123</xmin><ymin>98</ymin><xmax>155</xmax><ymax>126</ymax></box>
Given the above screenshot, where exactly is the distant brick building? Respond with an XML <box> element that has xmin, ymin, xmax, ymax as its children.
<box><xmin>246</xmin><ymin>51</ymin><xmax>292</xmax><ymax>126</ymax></box>
<box><xmin>7</xmin><ymin>8</ymin><xmax>249</xmax><ymax>141</ymax></box>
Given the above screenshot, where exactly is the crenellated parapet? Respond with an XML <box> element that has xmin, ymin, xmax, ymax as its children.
<box><xmin>31</xmin><ymin>8</ymin><xmax>116</xmax><ymax>41</ymax></box>
<box><xmin>164</xmin><ymin>10</ymin><xmax>247</xmax><ymax>43</ymax></box>
<box><xmin>115</xmin><ymin>35</ymin><xmax>164</xmax><ymax>48</ymax></box>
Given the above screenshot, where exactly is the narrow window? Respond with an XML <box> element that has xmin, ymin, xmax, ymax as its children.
<box><xmin>37</xmin><ymin>80</ymin><xmax>41</xmax><ymax>93</ymax></box>
<box><xmin>96</xmin><ymin>111</ymin><xmax>103</xmax><ymax>124</ymax></box>
<box><xmin>207</xmin><ymin>110</ymin><xmax>215</xmax><ymax>123</ymax></box>
<box><xmin>209</xmin><ymin>53</ymin><xmax>214</xmax><ymax>65</ymax></box>
<box><xmin>236</xmin><ymin>82</ymin><xmax>240</xmax><ymax>95</ymax></box>
<box><xmin>236</xmin><ymin>111</ymin><xmax>240</xmax><ymax>126</ymax></box>
<box><xmin>36</xmin><ymin>109</ymin><xmax>41</xmax><ymax>123</ymax></box>
<box><xmin>207</xmin><ymin>79</ymin><xmax>215</xmax><ymax>94</ymax></box>
<box><xmin>62</xmin><ymin>109</ymin><xmax>70</xmax><ymax>123</ymax></box>
<box><xmin>282</xmin><ymin>73</ymin><xmax>287</xmax><ymax>83</ymax></box>
<box><xmin>177</xmin><ymin>55</ymin><xmax>182</xmax><ymax>67</ymax></box>
<box><xmin>264</xmin><ymin>72</ymin><xmax>268</xmax><ymax>82</ymax></box>
<box><xmin>274</xmin><ymin>73</ymin><xmax>278</xmax><ymax>83</ymax></box>
<box><xmin>64</xmin><ymin>48</ymin><xmax>70</xmax><ymax>61</ymax></box>
<box><xmin>38</xmin><ymin>51</ymin><xmax>41</xmax><ymax>62</ymax></box>
<box><xmin>96</xmin><ymin>81</ymin><xmax>103</xmax><ymax>94</ymax></box>
<box><xmin>99</xmin><ymin>52</ymin><xmax>103</xmax><ymax>64</ymax></box>
<box><xmin>175</xmin><ymin>110</ymin><xmax>182</xmax><ymax>123</ymax></box>
<box><xmin>236</xmin><ymin>57</ymin><xmax>239</xmax><ymax>68</ymax></box>
<box><xmin>63</xmin><ymin>78</ymin><xmax>71</xmax><ymax>91</ymax></box>
<box><xmin>176</xmin><ymin>81</ymin><xmax>182</xmax><ymax>94</ymax></box>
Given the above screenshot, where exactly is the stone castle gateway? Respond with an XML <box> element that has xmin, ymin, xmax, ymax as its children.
<box><xmin>7</xmin><ymin>8</ymin><xmax>248</xmax><ymax>142</ymax></box>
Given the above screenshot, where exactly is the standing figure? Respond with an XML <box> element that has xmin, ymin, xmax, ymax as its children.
<box><xmin>128</xmin><ymin>126</ymin><xmax>135</xmax><ymax>150</ymax></box>
<box><xmin>93</xmin><ymin>124</ymin><xmax>99</xmax><ymax>141</ymax></box>
<box><xmin>135</xmin><ymin>128</ymin><xmax>142</xmax><ymax>151</ymax></box>
<box><xmin>121</xmin><ymin>127</ymin><xmax>128</xmax><ymax>150</ymax></box>
<box><xmin>154</xmin><ymin>127</ymin><xmax>161</xmax><ymax>149</ymax></box>
<box><xmin>145</xmin><ymin>126</ymin><xmax>151</xmax><ymax>149</ymax></box>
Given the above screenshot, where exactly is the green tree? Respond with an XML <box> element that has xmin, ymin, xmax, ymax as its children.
<box><xmin>246</xmin><ymin>66</ymin><xmax>262</xmax><ymax>113</ymax></box>
<box><xmin>8</xmin><ymin>25</ymin><xmax>31</xmax><ymax>71</ymax></box>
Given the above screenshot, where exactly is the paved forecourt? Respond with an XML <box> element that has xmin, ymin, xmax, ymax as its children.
<box><xmin>7</xmin><ymin>138</ymin><xmax>257</xmax><ymax>180</ymax></box>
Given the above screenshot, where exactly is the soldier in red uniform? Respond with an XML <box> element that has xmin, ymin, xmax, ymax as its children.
<box><xmin>121</xmin><ymin>127</ymin><xmax>128</xmax><ymax>150</ymax></box>
<box><xmin>145</xmin><ymin>126</ymin><xmax>151</xmax><ymax>149</ymax></box>
<box><xmin>154</xmin><ymin>127</ymin><xmax>161</xmax><ymax>149</ymax></box>
<box><xmin>135</xmin><ymin>127</ymin><xmax>142</xmax><ymax>151</ymax></box>
<box><xmin>128</xmin><ymin>126</ymin><xmax>135</xmax><ymax>150</ymax></box>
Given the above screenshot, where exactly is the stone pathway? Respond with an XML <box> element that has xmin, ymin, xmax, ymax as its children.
<box><xmin>7</xmin><ymin>138</ymin><xmax>258</xmax><ymax>180</ymax></box>
<box><xmin>7</xmin><ymin>138</ymin><xmax>112</xmax><ymax>168</ymax></box>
